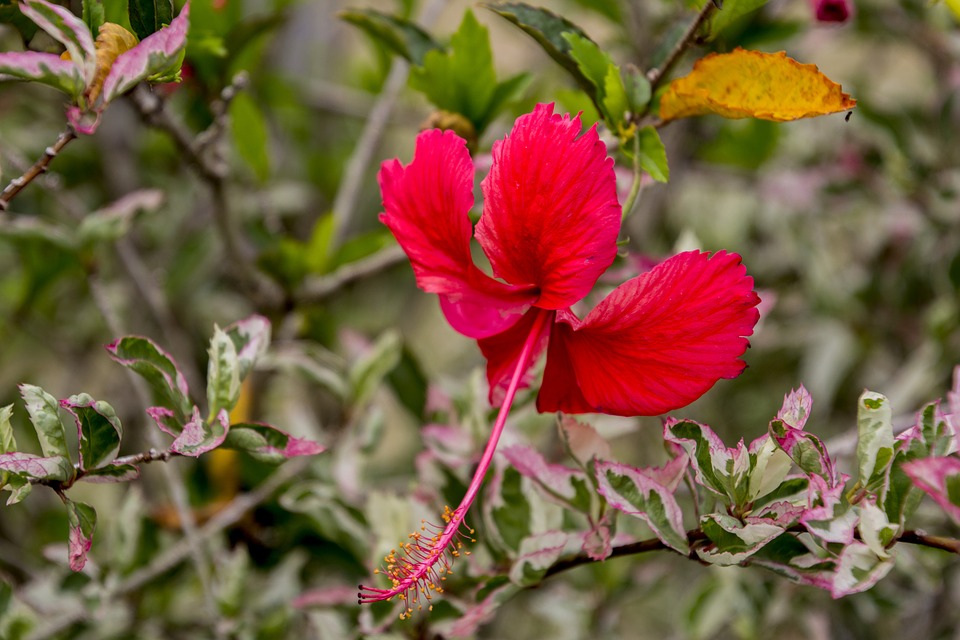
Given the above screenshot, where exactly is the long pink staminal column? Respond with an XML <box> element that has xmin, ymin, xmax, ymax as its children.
<box><xmin>358</xmin><ymin>308</ymin><xmax>552</xmax><ymax>617</ymax></box>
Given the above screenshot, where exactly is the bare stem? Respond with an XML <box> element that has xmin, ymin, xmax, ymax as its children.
<box><xmin>295</xmin><ymin>244</ymin><xmax>408</xmax><ymax>304</ymax></box>
<box><xmin>645</xmin><ymin>0</ymin><xmax>716</xmax><ymax>89</ymax></box>
<box><xmin>0</xmin><ymin>126</ymin><xmax>77</xmax><ymax>211</ymax></box>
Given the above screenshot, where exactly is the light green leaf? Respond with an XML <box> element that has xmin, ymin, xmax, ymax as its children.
<box><xmin>230</xmin><ymin>92</ymin><xmax>270</xmax><ymax>183</ymax></box>
<box><xmin>697</xmin><ymin>513</ymin><xmax>784</xmax><ymax>566</ymax></box>
<box><xmin>857</xmin><ymin>391</ymin><xmax>894</xmax><ymax>492</ymax></box>
<box><xmin>347</xmin><ymin>330</ymin><xmax>401</xmax><ymax>408</ymax></box>
<box><xmin>19</xmin><ymin>384</ymin><xmax>69</xmax><ymax>460</ymax></box>
<box><xmin>82</xmin><ymin>0</ymin><xmax>105</xmax><ymax>34</ymax></box>
<box><xmin>635</xmin><ymin>126</ymin><xmax>669</xmax><ymax>182</ymax></box>
<box><xmin>206</xmin><ymin>325</ymin><xmax>242</xmax><ymax>420</ymax></box>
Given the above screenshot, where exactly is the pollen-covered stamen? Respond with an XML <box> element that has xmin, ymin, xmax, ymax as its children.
<box><xmin>358</xmin><ymin>308</ymin><xmax>552</xmax><ymax>618</ymax></box>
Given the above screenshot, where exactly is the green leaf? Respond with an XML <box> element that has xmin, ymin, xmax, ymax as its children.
<box><xmin>0</xmin><ymin>216</ymin><xmax>76</xmax><ymax>251</ymax></box>
<box><xmin>4</xmin><ymin>474</ymin><xmax>32</xmax><ymax>505</ymax></box>
<box><xmin>339</xmin><ymin>8</ymin><xmax>442</xmax><ymax>65</ymax></box>
<box><xmin>206</xmin><ymin>325</ymin><xmax>242</xmax><ymax>419</ymax></box>
<box><xmin>19</xmin><ymin>384</ymin><xmax>69</xmax><ymax>460</ymax></box>
<box><xmin>486</xmin><ymin>466</ymin><xmax>532</xmax><ymax>553</ymax></box>
<box><xmin>562</xmin><ymin>32</ymin><xmax>615</xmax><ymax>122</ymax></box>
<box><xmin>65</xmin><ymin>499</ymin><xmax>97</xmax><ymax>571</ymax></box>
<box><xmin>304</xmin><ymin>214</ymin><xmax>335</xmax><ymax>274</ymax></box>
<box><xmin>106</xmin><ymin>336</ymin><xmax>192</xmax><ymax>420</ymax></box>
<box><xmin>698</xmin><ymin>513</ymin><xmax>784</xmax><ymax>565</ymax></box>
<box><xmin>82</xmin><ymin>0</ymin><xmax>105</xmax><ymax>34</ymax></box>
<box><xmin>707</xmin><ymin>0</ymin><xmax>771</xmax><ymax>40</ymax></box>
<box><xmin>230</xmin><ymin>92</ymin><xmax>270</xmax><ymax>183</ymax></box>
<box><xmin>128</xmin><ymin>0</ymin><xmax>172</xmax><ymax>40</ymax></box>
<box><xmin>77</xmin><ymin>190</ymin><xmax>164</xmax><ymax>246</ymax></box>
<box><xmin>634</xmin><ymin>126</ymin><xmax>669</xmax><ymax>182</ymax></box>
<box><xmin>856</xmin><ymin>391</ymin><xmax>894</xmax><ymax>493</ymax></box>
<box><xmin>103</xmin><ymin>0</ymin><xmax>131</xmax><ymax>30</ymax></box>
<box><xmin>222</xmin><ymin>422</ymin><xmax>324</xmax><ymax>464</ymax></box>
<box><xmin>486</xmin><ymin>2</ymin><xmax>595</xmax><ymax>97</ymax></box>
<box><xmin>0</xmin><ymin>404</ymin><xmax>15</xmax><ymax>489</ymax></box>
<box><xmin>623</xmin><ymin>64</ymin><xmax>651</xmax><ymax>114</ymax></box>
<box><xmin>347</xmin><ymin>330</ymin><xmax>401</xmax><ymax>407</ymax></box>
<box><xmin>408</xmin><ymin>10</ymin><xmax>502</xmax><ymax>133</ymax></box>
<box><xmin>0</xmin><ymin>452</ymin><xmax>73</xmax><ymax>483</ymax></box>
<box><xmin>62</xmin><ymin>394</ymin><xmax>123</xmax><ymax>471</ymax></box>
<box><xmin>223</xmin><ymin>315</ymin><xmax>271</xmax><ymax>381</ymax></box>
<box><xmin>77</xmin><ymin>463</ymin><xmax>139</xmax><ymax>483</ymax></box>
<box><xmin>508</xmin><ymin>531</ymin><xmax>568</xmax><ymax>586</ymax></box>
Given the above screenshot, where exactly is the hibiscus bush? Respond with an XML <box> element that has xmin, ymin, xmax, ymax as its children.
<box><xmin>1</xmin><ymin>0</ymin><xmax>959</xmax><ymax>638</ymax></box>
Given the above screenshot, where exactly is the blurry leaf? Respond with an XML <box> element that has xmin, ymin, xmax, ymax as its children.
<box><xmin>171</xmin><ymin>407</ymin><xmax>228</xmax><ymax>457</ymax></box>
<box><xmin>856</xmin><ymin>391</ymin><xmax>894</xmax><ymax>492</ymax></box>
<box><xmin>698</xmin><ymin>513</ymin><xmax>783</xmax><ymax>565</ymax></box>
<box><xmin>660</xmin><ymin>48</ymin><xmax>856</xmax><ymax>122</ymax></box>
<box><xmin>230</xmin><ymin>92</ymin><xmax>270</xmax><ymax>183</ymax></box>
<box><xmin>304</xmin><ymin>214</ymin><xmax>335</xmax><ymax>274</ymax></box>
<box><xmin>20</xmin><ymin>0</ymin><xmax>96</xmax><ymax>78</ymax></box>
<box><xmin>61</xmin><ymin>394</ymin><xmax>122</xmax><ymax>471</ymax></box>
<box><xmin>485</xmin><ymin>466</ymin><xmax>532</xmax><ymax>553</ymax></box>
<box><xmin>559</xmin><ymin>415</ymin><xmax>611</xmax><ymax>468</ymax></box>
<box><xmin>633</xmin><ymin>126</ymin><xmax>669</xmax><ymax>182</ymax></box>
<box><xmin>595</xmin><ymin>459</ymin><xmax>689</xmax><ymax>554</ymax></box>
<box><xmin>508</xmin><ymin>531</ymin><xmax>568</xmax><ymax>586</ymax></box>
<box><xmin>569</xmin><ymin>0</ymin><xmax>620</xmax><ymax>21</ymax></box>
<box><xmin>110</xmin><ymin>485</ymin><xmax>143</xmax><ymax>570</ymax></box>
<box><xmin>386</xmin><ymin>346</ymin><xmax>428</xmax><ymax>418</ymax></box>
<box><xmin>264</xmin><ymin>345</ymin><xmax>349</xmax><ymax>401</ymax></box>
<box><xmin>217</xmin><ymin>546</ymin><xmax>250</xmax><ymax>617</ymax></box>
<box><xmin>0</xmin><ymin>1</ymin><xmax>40</xmax><ymax>42</ymax></box>
<box><xmin>0</xmin><ymin>216</ymin><xmax>77</xmax><ymax>251</ymax></box>
<box><xmin>102</xmin><ymin>2</ymin><xmax>189</xmax><ymax>100</ymax></box>
<box><xmin>750</xmin><ymin>533</ymin><xmax>836</xmax><ymax>591</ymax></box>
<box><xmin>103</xmin><ymin>0</ymin><xmax>130</xmax><ymax>30</ymax></box>
<box><xmin>347</xmin><ymin>330</ymin><xmax>401</xmax><ymax>407</ymax></box>
<box><xmin>20</xmin><ymin>384</ymin><xmax>69</xmax><ymax>460</ymax></box>
<box><xmin>0</xmin><ymin>452</ymin><xmax>73</xmax><ymax>482</ymax></box>
<box><xmin>328</xmin><ymin>229</ymin><xmax>395</xmax><ymax>270</ymax></box>
<box><xmin>0</xmin><ymin>51</ymin><xmax>86</xmax><ymax>97</ymax></box>
<box><xmin>65</xmin><ymin>499</ymin><xmax>97</xmax><ymax>571</ymax></box>
<box><xmin>223</xmin><ymin>422</ymin><xmax>325</xmax><ymax>464</ymax></box>
<box><xmin>82</xmin><ymin>0</ymin><xmax>105</xmax><ymax>34</ymax></box>
<box><xmin>486</xmin><ymin>3</ymin><xmax>595</xmax><ymax>97</ymax></box>
<box><xmin>207</xmin><ymin>325</ymin><xmax>242</xmax><ymax>419</ymax></box>
<box><xmin>831</xmin><ymin>541</ymin><xmax>894</xmax><ymax>598</ymax></box>
<box><xmin>223</xmin><ymin>314</ymin><xmax>271</xmax><ymax>381</ymax></box>
<box><xmin>707</xmin><ymin>0</ymin><xmax>770</xmax><ymax>40</ymax></box>
<box><xmin>78</xmin><ymin>462</ymin><xmax>140</xmax><ymax>483</ymax></box>
<box><xmin>902</xmin><ymin>457</ymin><xmax>960</xmax><ymax>525</ymax></box>
<box><xmin>0</xmin><ymin>404</ymin><xmax>15</xmax><ymax>489</ymax></box>
<box><xmin>339</xmin><ymin>8</ymin><xmax>442</xmax><ymax>65</ymax></box>
<box><xmin>106</xmin><ymin>336</ymin><xmax>192</xmax><ymax>420</ymax></box>
<box><xmin>698</xmin><ymin>118</ymin><xmax>780</xmax><ymax>170</ymax></box>
<box><xmin>279</xmin><ymin>481</ymin><xmax>369</xmax><ymax>562</ymax></box>
<box><xmin>4</xmin><ymin>475</ymin><xmax>32</xmax><ymax>505</ymax></box>
<box><xmin>77</xmin><ymin>189</ymin><xmax>164</xmax><ymax>245</ymax></box>
<box><xmin>502</xmin><ymin>444</ymin><xmax>592</xmax><ymax>513</ymax></box>
<box><xmin>128</xmin><ymin>0</ymin><xmax>172</xmax><ymax>40</ymax></box>
<box><xmin>623</xmin><ymin>64</ymin><xmax>651</xmax><ymax>113</ymax></box>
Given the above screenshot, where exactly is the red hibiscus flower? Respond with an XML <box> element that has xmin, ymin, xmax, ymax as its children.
<box><xmin>360</xmin><ymin>103</ymin><xmax>760</xmax><ymax>614</ymax></box>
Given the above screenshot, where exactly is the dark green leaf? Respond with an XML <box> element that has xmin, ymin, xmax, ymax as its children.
<box><xmin>78</xmin><ymin>463</ymin><xmax>140</xmax><ymax>483</ymax></box>
<box><xmin>106</xmin><ymin>336</ymin><xmax>192</xmax><ymax>420</ymax></box>
<box><xmin>128</xmin><ymin>0</ymin><xmax>172</xmax><ymax>40</ymax></box>
<box><xmin>62</xmin><ymin>394</ymin><xmax>122</xmax><ymax>471</ymax></box>
<box><xmin>82</xmin><ymin>0</ymin><xmax>105</xmax><ymax>35</ymax></box>
<box><xmin>19</xmin><ymin>384</ymin><xmax>69</xmax><ymax>460</ymax></box>
<box><xmin>707</xmin><ymin>0</ymin><xmax>770</xmax><ymax>40</ymax></box>
<box><xmin>635</xmin><ymin>126</ymin><xmax>669</xmax><ymax>182</ymax></box>
<box><xmin>222</xmin><ymin>422</ymin><xmax>324</xmax><ymax>464</ymax></box>
<box><xmin>340</xmin><ymin>8</ymin><xmax>442</xmax><ymax>65</ymax></box>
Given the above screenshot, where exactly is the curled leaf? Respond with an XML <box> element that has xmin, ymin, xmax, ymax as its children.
<box><xmin>660</xmin><ymin>48</ymin><xmax>856</xmax><ymax>122</ymax></box>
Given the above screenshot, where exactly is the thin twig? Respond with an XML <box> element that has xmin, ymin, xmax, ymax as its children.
<box><xmin>328</xmin><ymin>0</ymin><xmax>448</xmax><ymax>249</ymax></box>
<box><xmin>645</xmin><ymin>0</ymin><xmax>716</xmax><ymax>89</ymax></box>
<box><xmin>542</xmin><ymin>525</ymin><xmax>960</xmax><ymax>580</ymax></box>
<box><xmin>295</xmin><ymin>244</ymin><xmax>407</xmax><ymax>304</ymax></box>
<box><xmin>0</xmin><ymin>126</ymin><xmax>77</xmax><ymax>211</ymax></box>
<box><xmin>25</xmin><ymin>459</ymin><xmax>309</xmax><ymax>640</ymax></box>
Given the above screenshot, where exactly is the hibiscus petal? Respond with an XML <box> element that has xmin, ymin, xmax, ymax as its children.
<box><xmin>538</xmin><ymin>251</ymin><xmax>760</xmax><ymax>416</ymax></box>
<box><xmin>479</xmin><ymin>308</ymin><xmax>552</xmax><ymax>405</ymax></box>
<box><xmin>379</xmin><ymin>129</ymin><xmax>537</xmax><ymax>338</ymax></box>
<box><xmin>475</xmin><ymin>103</ymin><xmax>621</xmax><ymax>310</ymax></box>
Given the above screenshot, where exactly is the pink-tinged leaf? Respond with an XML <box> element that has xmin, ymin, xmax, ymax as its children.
<box><xmin>539</xmin><ymin>251</ymin><xmax>760</xmax><ymax>416</ymax></box>
<box><xmin>170</xmin><ymin>407</ymin><xmax>228</xmax><ymax>457</ymax></box>
<box><xmin>476</xmin><ymin>103</ymin><xmax>621</xmax><ymax>310</ymax></box>
<box><xmin>559</xmin><ymin>415</ymin><xmax>611</xmax><ymax>467</ymax></box>
<box><xmin>697</xmin><ymin>513</ymin><xmax>784</xmax><ymax>566</ymax></box>
<box><xmin>501</xmin><ymin>444</ymin><xmax>590</xmax><ymax>511</ymax></box>
<box><xmin>0</xmin><ymin>51</ymin><xmax>85</xmax><ymax>97</ymax></box>
<box><xmin>777</xmin><ymin>385</ymin><xmax>813</xmax><ymax>430</ymax></box>
<box><xmin>379</xmin><ymin>127</ymin><xmax>537</xmax><ymax>339</ymax></box>
<box><xmin>147</xmin><ymin>406</ymin><xmax>180</xmax><ymax>437</ymax></box>
<box><xmin>801</xmin><ymin>474</ymin><xmax>857</xmax><ymax>544</ymax></box>
<box><xmin>222</xmin><ymin>422</ymin><xmax>325</xmax><ymax>464</ymax></box>
<box><xmin>508</xmin><ymin>530</ymin><xmax>569</xmax><ymax>586</ymax></box>
<box><xmin>421</xmin><ymin>424</ymin><xmax>474</xmax><ymax>468</ymax></box>
<box><xmin>663</xmin><ymin>418</ymin><xmax>738</xmax><ymax>501</ymax></box>
<box><xmin>106</xmin><ymin>336</ymin><xmax>192</xmax><ymax>419</ymax></box>
<box><xmin>77</xmin><ymin>462</ymin><xmax>140</xmax><ymax>484</ymax></box>
<box><xmin>439</xmin><ymin>583</ymin><xmax>516</xmax><ymax>638</ymax></box>
<box><xmin>750</xmin><ymin>535</ymin><xmax>836</xmax><ymax>592</ymax></box>
<box><xmin>61</xmin><ymin>393</ymin><xmax>122</xmax><ymax>471</ymax></box>
<box><xmin>746</xmin><ymin>436</ymin><xmax>793</xmax><ymax>502</ymax></box>
<box><xmin>478</xmin><ymin>307</ymin><xmax>551</xmax><ymax>405</ymax></box>
<box><xmin>65</xmin><ymin>499</ymin><xmax>97</xmax><ymax>572</ymax></box>
<box><xmin>102</xmin><ymin>3</ymin><xmax>190</xmax><ymax>103</ymax></box>
<box><xmin>902</xmin><ymin>456</ymin><xmax>960</xmax><ymax>524</ymax></box>
<box><xmin>769</xmin><ymin>417</ymin><xmax>841</xmax><ymax>487</ymax></box>
<box><xmin>223</xmin><ymin>314</ymin><xmax>271</xmax><ymax>380</ymax></box>
<box><xmin>746</xmin><ymin>500</ymin><xmax>805</xmax><ymax>528</ymax></box>
<box><xmin>581</xmin><ymin>510</ymin><xmax>613</xmax><ymax>561</ymax></box>
<box><xmin>595</xmin><ymin>459</ymin><xmax>689</xmax><ymax>554</ymax></box>
<box><xmin>66</xmin><ymin>104</ymin><xmax>101</xmax><ymax>135</ymax></box>
<box><xmin>0</xmin><ymin>452</ymin><xmax>73</xmax><ymax>481</ymax></box>
<box><xmin>20</xmin><ymin>0</ymin><xmax>96</xmax><ymax>85</ymax></box>
<box><xmin>830</xmin><ymin>542</ymin><xmax>894</xmax><ymax>598</ymax></box>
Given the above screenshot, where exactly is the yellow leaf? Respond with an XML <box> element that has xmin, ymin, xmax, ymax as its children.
<box><xmin>660</xmin><ymin>48</ymin><xmax>856</xmax><ymax>122</ymax></box>
<box><xmin>89</xmin><ymin>23</ymin><xmax>139</xmax><ymax>103</ymax></box>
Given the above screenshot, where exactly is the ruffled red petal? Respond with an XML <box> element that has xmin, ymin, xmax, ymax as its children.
<box><xmin>478</xmin><ymin>308</ymin><xmax>553</xmax><ymax>405</ymax></box>
<box><xmin>538</xmin><ymin>251</ymin><xmax>761</xmax><ymax>416</ymax></box>
<box><xmin>379</xmin><ymin>129</ymin><xmax>537</xmax><ymax>338</ymax></box>
<box><xmin>475</xmin><ymin>103</ymin><xmax>621</xmax><ymax>310</ymax></box>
